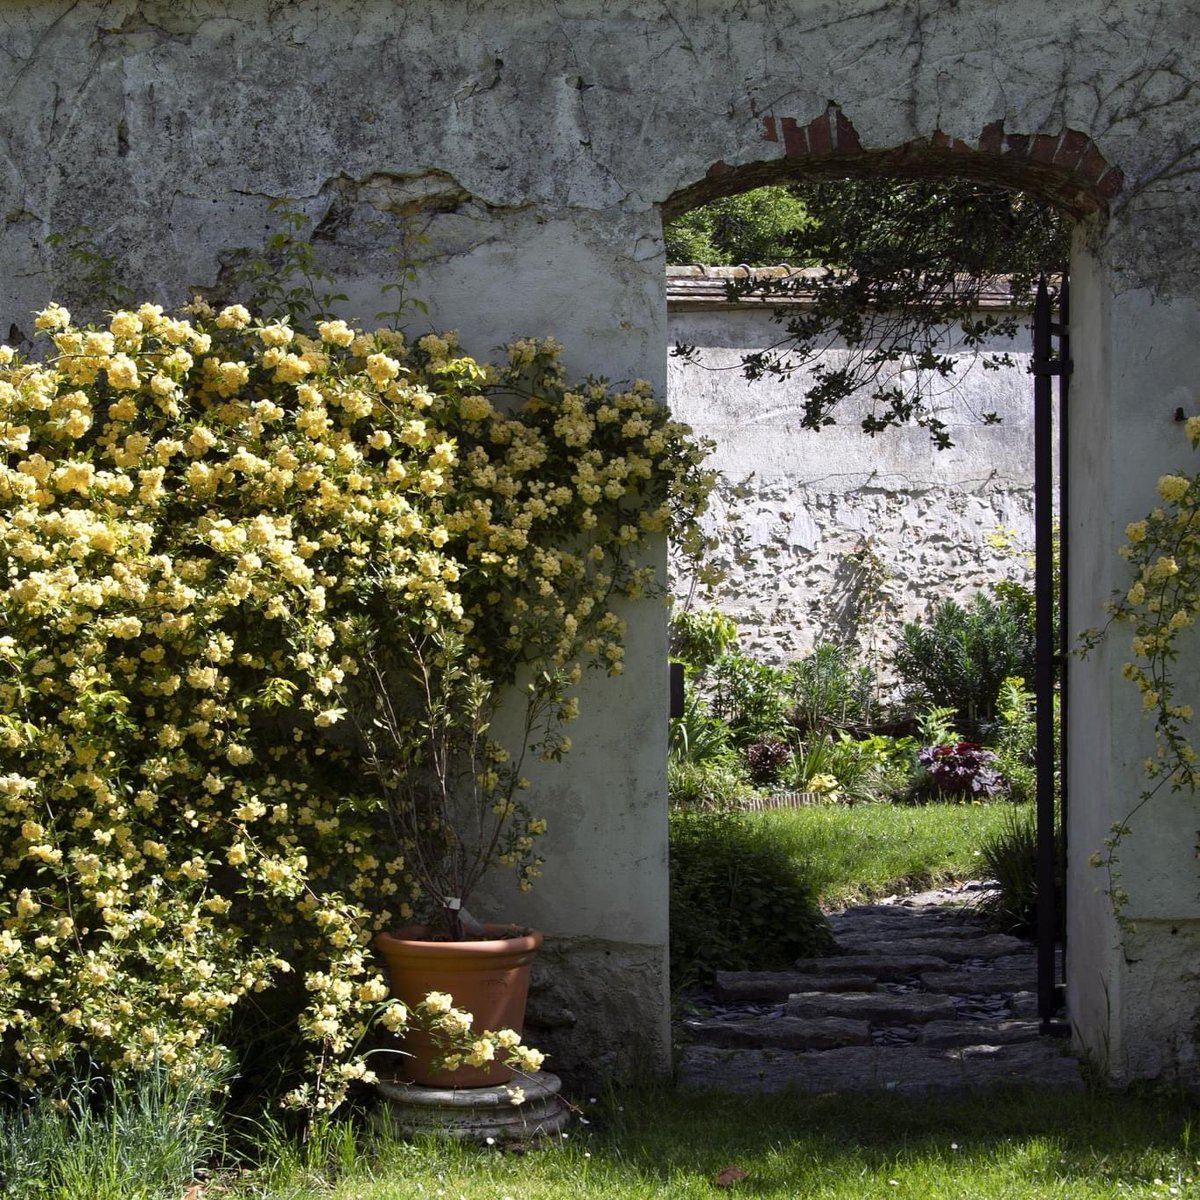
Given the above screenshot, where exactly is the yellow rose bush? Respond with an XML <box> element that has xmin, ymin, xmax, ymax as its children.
<box><xmin>1087</xmin><ymin>416</ymin><xmax>1200</xmax><ymax>910</ymax></box>
<box><xmin>0</xmin><ymin>301</ymin><xmax>716</xmax><ymax>1104</ymax></box>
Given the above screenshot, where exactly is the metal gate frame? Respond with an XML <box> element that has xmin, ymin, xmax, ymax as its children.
<box><xmin>1031</xmin><ymin>276</ymin><xmax>1070</xmax><ymax>1034</ymax></box>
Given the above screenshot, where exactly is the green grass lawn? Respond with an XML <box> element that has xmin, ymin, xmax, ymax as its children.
<box><xmin>234</xmin><ymin>1086</ymin><xmax>1197</xmax><ymax>1199</ymax></box>
<box><xmin>752</xmin><ymin>800</ymin><xmax>1024</xmax><ymax>908</ymax></box>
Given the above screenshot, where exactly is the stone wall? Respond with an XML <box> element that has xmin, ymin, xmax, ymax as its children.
<box><xmin>4</xmin><ymin>0</ymin><xmax>1200</xmax><ymax>1087</ymax></box>
<box><xmin>667</xmin><ymin>266</ymin><xmax>1037</xmax><ymax>674</ymax></box>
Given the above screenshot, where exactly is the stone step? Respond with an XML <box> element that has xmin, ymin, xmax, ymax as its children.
<box><xmin>786</xmin><ymin>991</ymin><xmax>956</xmax><ymax>1024</ymax></box>
<box><xmin>791</xmin><ymin>953</ymin><xmax>948</xmax><ymax>979</ymax></box>
<box><xmin>919</xmin><ymin>1019</ymin><xmax>1042</xmax><ymax>1047</ymax></box>
<box><xmin>714</xmin><ymin>971</ymin><xmax>878</xmax><ymax>1001</ymax></box>
<box><xmin>834</xmin><ymin>922</ymin><xmax>994</xmax><ymax>946</ymax></box>
<box><xmin>831</xmin><ymin>934</ymin><xmax>1029</xmax><ymax>962</ymax></box>
<box><xmin>680</xmin><ymin>1015</ymin><xmax>872</xmax><ymax>1050</ymax></box>
<box><xmin>920</xmin><ymin>968</ymin><xmax>1039</xmax><ymax>994</ymax></box>
<box><xmin>676</xmin><ymin>1041</ymin><xmax>1085</xmax><ymax>1096</ymax></box>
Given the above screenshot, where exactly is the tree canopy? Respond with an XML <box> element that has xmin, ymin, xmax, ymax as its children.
<box><xmin>666</xmin><ymin>178</ymin><xmax>1069</xmax><ymax>446</ymax></box>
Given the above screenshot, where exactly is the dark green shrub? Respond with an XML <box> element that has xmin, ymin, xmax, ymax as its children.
<box><xmin>669</xmin><ymin>809</ymin><xmax>833</xmax><ymax>989</ymax></box>
<box><xmin>894</xmin><ymin>592</ymin><xmax>1035</xmax><ymax>734</ymax></box>
<box><xmin>709</xmin><ymin>652</ymin><xmax>792</xmax><ymax>746</ymax></box>
<box><xmin>787</xmin><ymin>642</ymin><xmax>877</xmax><ymax>737</ymax></box>
<box><xmin>979</xmin><ymin>808</ymin><xmax>1063</xmax><ymax>935</ymax></box>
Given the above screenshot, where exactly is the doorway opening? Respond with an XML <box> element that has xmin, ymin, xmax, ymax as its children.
<box><xmin>663</xmin><ymin>163</ymin><xmax>1078</xmax><ymax>1076</ymax></box>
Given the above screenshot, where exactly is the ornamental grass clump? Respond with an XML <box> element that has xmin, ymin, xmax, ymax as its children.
<box><xmin>0</xmin><ymin>300</ymin><xmax>715</xmax><ymax>1108</ymax></box>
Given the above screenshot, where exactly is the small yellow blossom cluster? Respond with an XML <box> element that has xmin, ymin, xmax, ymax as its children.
<box><xmin>412</xmin><ymin>991</ymin><xmax>544</xmax><ymax>1080</ymax></box>
<box><xmin>1110</xmin><ymin>426</ymin><xmax>1200</xmax><ymax>795</ymax></box>
<box><xmin>0</xmin><ymin>302</ymin><xmax>716</xmax><ymax>1104</ymax></box>
<box><xmin>1091</xmin><ymin>416</ymin><xmax>1200</xmax><ymax>913</ymax></box>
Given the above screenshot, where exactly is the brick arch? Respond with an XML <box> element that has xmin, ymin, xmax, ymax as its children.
<box><xmin>664</xmin><ymin>103</ymin><xmax>1123</xmax><ymax>221</ymax></box>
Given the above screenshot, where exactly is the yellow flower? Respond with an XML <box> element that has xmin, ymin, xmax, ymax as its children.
<box><xmin>1157</xmin><ymin>474</ymin><xmax>1191</xmax><ymax>503</ymax></box>
<box><xmin>105</xmin><ymin>354</ymin><xmax>140</xmax><ymax>390</ymax></box>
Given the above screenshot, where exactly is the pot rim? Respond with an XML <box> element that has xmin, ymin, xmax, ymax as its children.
<box><xmin>375</xmin><ymin>924</ymin><xmax>542</xmax><ymax>956</ymax></box>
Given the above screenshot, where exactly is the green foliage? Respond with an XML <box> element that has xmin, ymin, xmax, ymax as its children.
<box><xmin>222</xmin><ymin>200</ymin><xmax>347</xmax><ymax>322</ymax></box>
<box><xmin>668</xmin><ymin>808</ymin><xmax>832</xmax><ymax>989</ymax></box>
<box><xmin>915</xmin><ymin>704</ymin><xmax>960</xmax><ymax>746</ymax></box>
<box><xmin>669</xmin><ymin>607</ymin><xmax>739</xmax><ymax>672</ymax></box>
<box><xmin>988</xmin><ymin>676</ymin><xmax>1037</xmax><ymax>804</ymax></box>
<box><xmin>0</xmin><ymin>1064</ymin><xmax>225</xmax><ymax>1200</ymax></box>
<box><xmin>789</xmin><ymin>732</ymin><xmax>915</xmax><ymax>805</ymax></box>
<box><xmin>668</xmin><ymin>691</ymin><xmax>734</xmax><ymax>767</ymax></box>
<box><xmin>669</xmin><ymin>178</ymin><xmax>1067</xmax><ymax>447</ymax></box>
<box><xmin>978</xmin><ymin>807</ymin><xmax>1063</xmax><ymax>935</ymax></box>
<box><xmin>787</xmin><ymin>641</ymin><xmax>877</xmax><ymax>737</ymax></box>
<box><xmin>894</xmin><ymin>592</ymin><xmax>1036</xmax><ymax>734</ymax></box>
<box><xmin>708</xmin><ymin>651</ymin><xmax>791</xmax><ymax>745</ymax></box>
<box><xmin>664</xmin><ymin>186</ymin><xmax>812</xmax><ymax>266</ymax></box>
<box><xmin>45</xmin><ymin>226</ymin><xmax>136</xmax><ymax>317</ymax></box>
<box><xmin>667</xmin><ymin>759</ymin><xmax>751</xmax><ymax>811</ymax></box>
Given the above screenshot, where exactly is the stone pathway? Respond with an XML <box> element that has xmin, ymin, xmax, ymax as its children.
<box><xmin>675</xmin><ymin>884</ymin><xmax>1083</xmax><ymax>1096</ymax></box>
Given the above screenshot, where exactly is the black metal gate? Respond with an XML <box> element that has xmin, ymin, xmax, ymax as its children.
<box><xmin>1031</xmin><ymin>276</ymin><xmax>1070</xmax><ymax>1033</ymax></box>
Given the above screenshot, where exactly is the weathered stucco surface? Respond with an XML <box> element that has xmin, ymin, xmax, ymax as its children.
<box><xmin>666</xmin><ymin>268</ymin><xmax>1037</xmax><ymax>671</ymax></box>
<box><xmin>4</xmin><ymin>0</ymin><xmax>1200</xmax><ymax>1084</ymax></box>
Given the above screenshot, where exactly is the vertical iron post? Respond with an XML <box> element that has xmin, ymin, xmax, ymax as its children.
<box><xmin>1032</xmin><ymin>277</ymin><xmax>1062</xmax><ymax>1031</ymax></box>
<box><xmin>1056</xmin><ymin>278</ymin><xmax>1070</xmax><ymax>1003</ymax></box>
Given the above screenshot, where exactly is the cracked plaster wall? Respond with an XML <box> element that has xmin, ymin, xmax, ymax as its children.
<box><xmin>4</xmin><ymin>0</ymin><xmax>1200</xmax><ymax>1084</ymax></box>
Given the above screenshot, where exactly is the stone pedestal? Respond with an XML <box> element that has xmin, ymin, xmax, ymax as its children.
<box><xmin>373</xmin><ymin>1071</ymin><xmax>570</xmax><ymax>1142</ymax></box>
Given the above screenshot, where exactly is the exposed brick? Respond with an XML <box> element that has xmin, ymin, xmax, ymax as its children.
<box><xmin>979</xmin><ymin>120</ymin><xmax>1005</xmax><ymax>153</ymax></box>
<box><xmin>1030</xmin><ymin>133</ymin><xmax>1060</xmax><ymax>164</ymax></box>
<box><xmin>932</xmin><ymin>128</ymin><xmax>951</xmax><ymax>149</ymax></box>
<box><xmin>762</xmin><ymin>115</ymin><xmax>778</xmax><ymax>142</ymax></box>
<box><xmin>781</xmin><ymin>116</ymin><xmax>808</xmax><ymax>157</ymax></box>
<box><xmin>834</xmin><ymin>108</ymin><xmax>863</xmax><ymax>155</ymax></box>
<box><xmin>1096</xmin><ymin>166</ymin><xmax>1125</xmax><ymax>198</ymax></box>
<box><xmin>706</xmin><ymin>160</ymin><xmax>732</xmax><ymax>178</ymax></box>
<box><xmin>952</xmin><ymin>137</ymin><xmax>973</xmax><ymax>154</ymax></box>
<box><xmin>1054</xmin><ymin>129</ymin><xmax>1090</xmax><ymax>170</ymax></box>
<box><xmin>807</xmin><ymin>111</ymin><xmax>833</xmax><ymax>155</ymax></box>
<box><xmin>1004</xmin><ymin>133</ymin><xmax>1030</xmax><ymax>158</ymax></box>
<box><xmin>1079</xmin><ymin>141</ymin><xmax>1108</xmax><ymax>181</ymax></box>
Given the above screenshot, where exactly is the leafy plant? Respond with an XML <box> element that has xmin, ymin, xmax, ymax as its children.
<box><xmin>669</xmin><ymin>607</ymin><xmax>739</xmax><ymax>672</ymax></box>
<box><xmin>987</xmin><ymin>676</ymin><xmax>1037</xmax><ymax>805</ymax></box>
<box><xmin>668</xmin><ymin>177</ymin><xmax>1067</xmax><ymax>448</ymax></box>
<box><xmin>0</xmin><ymin>300</ymin><xmax>715</xmax><ymax>1107</ymax></box>
<box><xmin>668</xmin><ymin>691</ymin><xmax>735</xmax><ymax>767</ymax></box>
<box><xmin>894</xmin><ymin>592</ymin><xmax>1036</xmax><ymax>735</ymax></box>
<box><xmin>915</xmin><ymin>704</ymin><xmax>960</xmax><ymax>746</ymax></box>
<box><xmin>709</xmin><ymin>651</ymin><xmax>791</xmax><ymax>745</ymax></box>
<box><xmin>787</xmin><ymin>641</ymin><xmax>877</xmax><ymax>737</ymax></box>
<box><xmin>744</xmin><ymin>736</ymin><xmax>792</xmax><ymax>786</ymax></box>
<box><xmin>667</xmin><ymin>759</ymin><xmax>751</xmax><ymax>811</ymax></box>
<box><xmin>979</xmin><ymin>807</ymin><xmax>1063</xmax><ymax>935</ymax></box>
<box><xmin>916</xmin><ymin>742</ymin><xmax>1006</xmax><ymax>799</ymax></box>
<box><xmin>221</xmin><ymin>200</ymin><xmax>347</xmax><ymax>322</ymax></box>
<box><xmin>668</xmin><ymin>808</ymin><xmax>832</xmax><ymax>989</ymax></box>
<box><xmin>0</xmin><ymin>1063</ymin><xmax>226</xmax><ymax>1200</ymax></box>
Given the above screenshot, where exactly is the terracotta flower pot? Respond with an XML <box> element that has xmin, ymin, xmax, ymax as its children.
<box><xmin>375</xmin><ymin>923</ymin><xmax>542</xmax><ymax>1087</ymax></box>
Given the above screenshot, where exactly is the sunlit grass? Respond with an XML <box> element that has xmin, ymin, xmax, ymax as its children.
<box><xmin>229</xmin><ymin>1086</ymin><xmax>1197</xmax><ymax>1199</ymax></box>
<box><xmin>753</xmin><ymin>800</ymin><xmax>1025</xmax><ymax>907</ymax></box>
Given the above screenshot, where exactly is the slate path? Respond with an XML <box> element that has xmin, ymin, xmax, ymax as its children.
<box><xmin>675</xmin><ymin>884</ymin><xmax>1083</xmax><ymax>1096</ymax></box>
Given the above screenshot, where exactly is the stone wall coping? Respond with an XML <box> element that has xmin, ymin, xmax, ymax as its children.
<box><xmin>666</xmin><ymin>265</ymin><xmax>1036</xmax><ymax>312</ymax></box>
